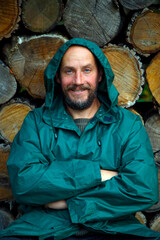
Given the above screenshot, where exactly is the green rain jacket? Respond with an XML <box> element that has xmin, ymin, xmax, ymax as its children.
<box><xmin>0</xmin><ymin>38</ymin><xmax>160</xmax><ymax>240</ymax></box>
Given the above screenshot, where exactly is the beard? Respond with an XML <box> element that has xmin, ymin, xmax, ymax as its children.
<box><xmin>62</xmin><ymin>83</ymin><xmax>99</xmax><ymax>110</ymax></box>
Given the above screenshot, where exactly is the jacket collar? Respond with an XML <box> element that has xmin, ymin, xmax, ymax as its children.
<box><xmin>42</xmin><ymin>96</ymin><xmax>119</xmax><ymax>130</ymax></box>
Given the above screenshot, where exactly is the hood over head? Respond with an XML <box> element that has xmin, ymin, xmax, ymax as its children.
<box><xmin>44</xmin><ymin>38</ymin><xmax>119</xmax><ymax>109</ymax></box>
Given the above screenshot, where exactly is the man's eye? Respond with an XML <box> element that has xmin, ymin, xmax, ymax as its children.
<box><xmin>84</xmin><ymin>68</ymin><xmax>90</xmax><ymax>73</ymax></box>
<box><xmin>66</xmin><ymin>69</ymin><xmax>72</xmax><ymax>74</ymax></box>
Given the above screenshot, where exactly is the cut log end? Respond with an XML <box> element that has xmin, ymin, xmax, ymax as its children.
<box><xmin>127</xmin><ymin>10</ymin><xmax>160</xmax><ymax>55</ymax></box>
<box><xmin>0</xmin><ymin>100</ymin><xmax>34</xmax><ymax>143</ymax></box>
<box><xmin>22</xmin><ymin>0</ymin><xmax>63</xmax><ymax>33</ymax></box>
<box><xmin>102</xmin><ymin>44</ymin><xmax>144</xmax><ymax>107</ymax></box>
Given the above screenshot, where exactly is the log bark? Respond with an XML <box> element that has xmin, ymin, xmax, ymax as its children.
<box><xmin>0</xmin><ymin>0</ymin><xmax>21</xmax><ymax>40</ymax></box>
<box><xmin>127</xmin><ymin>9</ymin><xmax>160</xmax><ymax>55</ymax></box>
<box><xmin>0</xmin><ymin>100</ymin><xmax>33</xmax><ymax>143</ymax></box>
<box><xmin>22</xmin><ymin>0</ymin><xmax>63</xmax><ymax>33</ymax></box>
<box><xmin>102</xmin><ymin>44</ymin><xmax>144</xmax><ymax>107</ymax></box>
<box><xmin>3</xmin><ymin>34</ymin><xmax>68</xmax><ymax>99</ymax></box>
<box><xmin>144</xmin><ymin>114</ymin><xmax>160</xmax><ymax>165</ymax></box>
<box><xmin>146</xmin><ymin>52</ymin><xmax>160</xmax><ymax>106</ymax></box>
<box><xmin>118</xmin><ymin>0</ymin><xmax>155</xmax><ymax>10</ymax></box>
<box><xmin>63</xmin><ymin>0</ymin><xmax>121</xmax><ymax>47</ymax></box>
<box><xmin>0</xmin><ymin>61</ymin><xmax>17</xmax><ymax>105</ymax></box>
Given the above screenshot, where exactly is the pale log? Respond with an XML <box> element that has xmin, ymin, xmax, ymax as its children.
<box><xmin>63</xmin><ymin>0</ymin><xmax>121</xmax><ymax>47</ymax></box>
<box><xmin>127</xmin><ymin>9</ymin><xmax>160</xmax><ymax>55</ymax></box>
<box><xmin>0</xmin><ymin>61</ymin><xmax>17</xmax><ymax>105</ymax></box>
<box><xmin>119</xmin><ymin>0</ymin><xmax>155</xmax><ymax>10</ymax></box>
<box><xmin>102</xmin><ymin>44</ymin><xmax>144</xmax><ymax>107</ymax></box>
<box><xmin>3</xmin><ymin>34</ymin><xmax>68</xmax><ymax>99</ymax></box>
<box><xmin>22</xmin><ymin>0</ymin><xmax>63</xmax><ymax>33</ymax></box>
<box><xmin>0</xmin><ymin>0</ymin><xmax>21</xmax><ymax>40</ymax></box>
<box><xmin>150</xmin><ymin>213</ymin><xmax>160</xmax><ymax>232</ymax></box>
<box><xmin>135</xmin><ymin>212</ymin><xmax>147</xmax><ymax>225</ymax></box>
<box><xmin>0</xmin><ymin>100</ymin><xmax>33</xmax><ymax>143</ymax></box>
<box><xmin>146</xmin><ymin>52</ymin><xmax>160</xmax><ymax>106</ymax></box>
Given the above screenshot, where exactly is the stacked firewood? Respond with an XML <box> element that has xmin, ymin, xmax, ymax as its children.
<box><xmin>0</xmin><ymin>0</ymin><xmax>160</xmax><ymax>231</ymax></box>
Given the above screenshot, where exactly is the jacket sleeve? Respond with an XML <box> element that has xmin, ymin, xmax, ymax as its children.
<box><xmin>66</xmin><ymin>118</ymin><xmax>159</xmax><ymax>224</ymax></box>
<box><xmin>7</xmin><ymin>111</ymin><xmax>101</xmax><ymax>206</ymax></box>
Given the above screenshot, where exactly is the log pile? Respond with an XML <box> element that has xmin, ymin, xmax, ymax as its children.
<box><xmin>0</xmin><ymin>0</ymin><xmax>160</xmax><ymax>231</ymax></box>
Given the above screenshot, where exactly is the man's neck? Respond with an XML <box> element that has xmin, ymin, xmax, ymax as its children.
<box><xmin>66</xmin><ymin>98</ymin><xmax>101</xmax><ymax>119</ymax></box>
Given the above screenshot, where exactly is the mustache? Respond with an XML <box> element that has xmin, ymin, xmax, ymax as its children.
<box><xmin>66</xmin><ymin>84</ymin><xmax>91</xmax><ymax>91</ymax></box>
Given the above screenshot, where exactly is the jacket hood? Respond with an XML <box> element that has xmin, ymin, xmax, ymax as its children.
<box><xmin>44</xmin><ymin>38</ymin><xmax>119</xmax><ymax>109</ymax></box>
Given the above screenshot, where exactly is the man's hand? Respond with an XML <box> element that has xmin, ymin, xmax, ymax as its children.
<box><xmin>45</xmin><ymin>170</ymin><xmax>118</xmax><ymax>209</ymax></box>
<box><xmin>101</xmin><ymin>169</ymin><xmax>118</xmax><ymax>182</ymax></box>
<box><xmin>45</xmin><ymin>200</ymin><xmax>67</xmax><ymax>209</ymax></box>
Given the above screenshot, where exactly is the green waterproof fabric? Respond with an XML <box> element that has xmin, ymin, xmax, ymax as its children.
<box><xmin>0</xmin><ymin>38</ymin><xmax>160</xmax><ymax>240</ymax></box>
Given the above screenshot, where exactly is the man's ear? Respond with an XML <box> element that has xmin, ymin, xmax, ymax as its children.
<box><xmin>55</xmin><ymin>72</ymin><xmax>60</xmax><ymax>84</ymax></box>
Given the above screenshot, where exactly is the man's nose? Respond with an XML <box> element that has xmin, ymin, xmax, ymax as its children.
<box><xmin>74</xmin><ymin>71</ymin><xmax>83</xmax><ymax>84</ymax></box>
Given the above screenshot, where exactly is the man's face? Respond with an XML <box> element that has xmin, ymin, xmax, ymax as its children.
<box><xmin>57</xmin><ymin>46</ymin><xmax>102</xmax><ymax>110</ymax></box>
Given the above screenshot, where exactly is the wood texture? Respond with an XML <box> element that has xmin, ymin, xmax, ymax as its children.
<box><xmin>3</xmin><ymin>34</ymin><xmax>68</xmax><ymax>99</ymax></box>
<box><xmin>119</xmin><ymin>0</ymin><xmax>155</xmax><ymax>10</ymax></box>
<box><xmin>150</xmin><ymin>213</ymin><xmax>160</xmax><ymax>232</ymax></box>
<box><xmin>102</xmin><ymin>45</ymin><xmax>144</xmax><ymax>107</ymax></box>
<box><xmin>0</xmin><ymin>0</ymin><xmax>21</xmax><ymax>40</ymax></box>
<box><xmin>0</xmin><ymin>144</ymin><xmax>12</xmax><ymax>201</ymax></box>
<box><xmin>0</xmin><ymin>100</ymin><xmax>33</xmax><ymax>143</ymax></box>
<box><xmin>146</xmin><ymin>52</ymin><xmax>160</xmax><ymax>106</ymax></box>
<box><xmin>127</xmin><ymin>10</ymin><xmax>160</xmax><ymax>55</ymax></box>
<box><xmin>63</xmin><ymin>0</ymin><xmax>121</xmax><ymax>47</ymax></box>
<box><xmin>0</xmin><ymin>61</ymin><xmax>17</xmax><ymax>105</ymax></box>
<box><xmin>135</xmin><ymin>211</ymin><xmax>147</xmax><ymax>225</ymax></box>
<box><xmin>145</xmin><ymin>114</ymin><xmax>160</xmax><ymax>165</ymax></box>
<box><xmin>22</xmin><ymin>0</ymin><xmax>63</xmax><ymax>33</ymax></box>
<box><xmin>0</xmin><ymin>209</ymin><xmax>14</xmax><ymax>229</ymax></box>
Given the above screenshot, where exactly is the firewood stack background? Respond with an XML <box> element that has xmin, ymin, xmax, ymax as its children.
<box><xmin>0</xmin><ymin>0</ymin><xmax>160</xmax><ymax>232</ymax></box>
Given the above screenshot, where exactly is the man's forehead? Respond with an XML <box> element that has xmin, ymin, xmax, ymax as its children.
<box><xmin>61</xmin><ymin>45</ymin><xmax>96</xmax><ymax>65</ymax></box>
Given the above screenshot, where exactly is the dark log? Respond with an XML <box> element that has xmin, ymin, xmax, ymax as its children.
<box><xmin>127</xmin><ymin>9</ymin><xmax>160</xmax><ymax>56</ymax></box>
<box><xmin>22</xmin><ymin>0</ymin><xmax>63</xmax><ymax>33</ymax></box>
<box><xmin>3</xmin><ymin>34</ymin><xmax>68</xmax><ymax>99</ymax></box>
<box><xmin>146</xmin><ymin>52</ymin><xmax>160</xmax><ymax>106</ymax></box>
<box><xmin>144</xmin><ymin>167</ymin><xmax>160</xmax><ymax>213</ymax></box>
<box><xmin>0</xmin><ymin>144</ymin><xmax>13</xmax><ymax>201</ymax></box>
<box><xmin>0</xmin><ymin>99</ymin><xmax>33</xmax><ymax>143</ymax></box>
<box><xmin>0</xmin><ymin>60</ymin><xmax>17</xmax><ymax>105</ymax></box>
<box><xmin>0</xmin><ymin>0</ymin><xmax>21</xmax><ymax>40</ymax></box>
<box><xmin>118</xmin><ymin>0</ymin><xmax>155</xmax><ymax>10</ymax></box>
<box><xmin>63</xmin><ymin>0</ymin><xmax>121</xmax><ymax>47</ymax></box>
<box><xmin>102</xmin><ymin>44</ymin><xmax>144</xmax><ymax>107</ymax></box>
<box><xmin>145</xmin><ymin>114</ymin><xmax>160</xmax><ymax>165</ymax></box>
<box><xmin>0</xmin><ymin>209</ymin><xmax>14</xmax><ymax>230</ymax></box>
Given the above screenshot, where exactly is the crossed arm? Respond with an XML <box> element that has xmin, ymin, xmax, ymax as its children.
<box><xmin>45</xmin><ymin>169</ymin><xmax>118</xmax><ymax>209</ymax></box>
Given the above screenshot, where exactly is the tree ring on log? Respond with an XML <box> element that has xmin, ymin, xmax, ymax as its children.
<box><xmin>102</xmin><ymin>44</ymin><xmax>144</xmax><ymax>107</ymax></box>
<box><xmin>127</xmin><ymin>9</ymin><xmax>160</xmax><ymax>55</ymax></box>
<box><xmin>0</xmin><ymin>100</ymin><xmax>33</xmax><ymax>143</ymax></box>
<box><xmin>63</xmin><ymin>0</ymin><xmax>121</xmax><ymax>47</ymax></box>
<box><xmin>22</xmin><ymin>0</ymin><xmax>63</xmax><ymax>33</ymax></box>
<box><xmin>119</xmin><ymin>0</ymin><xmax>155</xmax><ymax>10</ymax></box>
